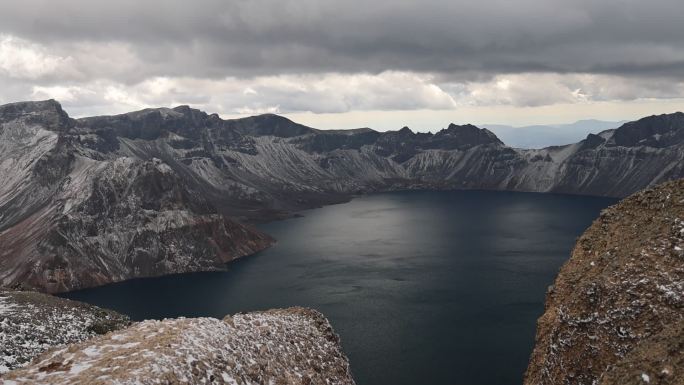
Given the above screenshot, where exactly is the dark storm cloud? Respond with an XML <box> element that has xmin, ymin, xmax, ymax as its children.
<box><xmin>1</xmin><ymin>0</ymin><xmax>684</xmax><ymax>82</ymax></box>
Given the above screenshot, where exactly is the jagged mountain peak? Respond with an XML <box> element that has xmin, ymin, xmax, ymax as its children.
<box><xmin>434</xmin><ymin>123</ymin><xmax>504</xmax><ymax>148</ymax></box>
<box><xmin>171</xmin><ymin>104</ymin><xmax>193</xmax><ymax>113</ymax></box>
<box><xmin>610</xmin><ymin>111</ymin><xmax>684</xmax><ymax>148</ymax></box>
<box><xmin>375</xmin><ymin>126</ymin><xmax>413</xmax><ymax>135</ymax></box>
<box><xmin>101</xmin><ymin>105</ymin><xmax>210</xmax><ymax>122</ymax></box>
<box><xmin>75</xmin><ymin>105</ymin><xmax>221</xmax><ymax>142</ymax></box>
<box><xmin>144</xmin><ymin>106</ymin><xmax>185</xmax><ymax>115</ymax></box>
<box><xmin>170</xmin><ymin>104</ymin><xmax>221</xmax><ymax>122</ymax></box>
<box><xmin>0</xmin><ymin>99</ymin><xmax>683</xmax><ymax>293</ymax></box>
<box><xmin>0</xmin><ymin>99</ymin><xmax>64</xmax><ymax>115</ymax></box>
<box><xmin>0</xmin><ymin>99</ymin><xmax>73</xmax><ymax>131</ymax></box>
<box><xmin>577</xmin><ymin>132</ymin><xmax>607</xmax><ymax>151</ymax></box>
<box><xmin>443</xmin><ymin>123</ymin><xmax>499</xmax><ymax>137</ymax></box>
<box><xmin>446</xmin><ymin>122</ymin><xmax>478</xmax><ymax>130</ymax></box>
<box><xmin>618</xmin><ymin>111</ymin><xmax>684</xmax><ymax>131</ymax></box>
<box><xmin>443</xmin><ymin>123</ymin><xmax>473</xmax><ymax>133</ymax></box>
<box><xmin>643</xmin><ymin>111</ymin><xmax>683</xmax><ymax>119</ymax></box>
<box><xmin>226</xmin><ymin>113</ymin><xmax>318</xmax><ymax>138</ymax></box>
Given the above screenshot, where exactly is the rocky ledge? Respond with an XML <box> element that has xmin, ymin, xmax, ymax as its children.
<box><xmin>0</xmin><ymin>290</ymin><xmax>129</xmax><ymax>374</ymax></box>
<box><xmin>524</xmin><ymin>179</ymin><xmax>684</xmax><ymax>385</ymax></box>
<box><xmin>1</xmin><ymin>307</ymin><xmax>355</xmax><ymax>385</ymax></box>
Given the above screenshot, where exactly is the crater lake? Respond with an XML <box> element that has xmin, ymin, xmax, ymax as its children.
<box><xmin>63</xmin><ymin>190</ymin><xmax>616</xmax><ymax>385</ymax></box>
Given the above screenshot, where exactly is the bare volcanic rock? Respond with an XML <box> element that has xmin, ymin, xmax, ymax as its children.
<box><xmin>0</xmin><ymin>101</ymin><xmax>274</xmax><ymax>293</ymax></box>
<box><xmin>0</xmin><ymin>290</ymin><xmax>129</xmax><ymax>374</ymax></box>
<box><xmin>2</xmin><ymin>99</ymin><xmax>684</xmax><ymax>292</ymax></box>
<box><xmin>524</xmin><ymin>179</ymin><xmax>684</xmax><ymax>385</ymax></box>
<box><xmin>2</xmin><ymin>307</ymin><xmax>356</xmax><ymax>385</ymax></box>
<box><xmin>599</xmin><ymin>320</ymin><xmax>683</xmax><ymax>385</ymax></box>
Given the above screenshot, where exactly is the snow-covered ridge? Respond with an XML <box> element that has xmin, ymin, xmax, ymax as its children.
<box><xmin>2</xmin><ymin>307</ymin><xmax>356</xmax><ymax>385</ymax></box>
<box><xmin>0</xmin><ymin>100</ymin><xmax>276</xmax><ymax>293</ymax></box>
<box><xmin>1</xmin><ymin>100</ymin><xmax>683</xmax><ymax>293</ymax></box>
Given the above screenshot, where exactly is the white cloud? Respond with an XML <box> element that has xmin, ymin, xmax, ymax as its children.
<box><xmin>234</xmin><ymin>105</ymin><xmax>281</xmax><ymax>115</ymax></box>
<box><xmin>0</xmin><ymin>34</ymin><xmax>76</xmax><ymax>80</ymax></box>
<box><xmin>29</xmin><ymin>72</ymin><xmax>456</xmax><ymax>116</ymax></box>
<box><xmin>31</xmin><ymin>85</ymin><xmax>94</xmax><ymax>102</ymax></box>
<box><xmin>6</xmin><ymin>70</ymin><xmax>684</xmax><ymax>121</ymax></box>
<box><xmin>0</xmin><ymin>31</ymin><xmax>681</xmax><ymax>126</ymax></box>
<box><xmin>454</xmin><ymin>73</ymin><xmax>684</xmax><ymax>108</ymax></box>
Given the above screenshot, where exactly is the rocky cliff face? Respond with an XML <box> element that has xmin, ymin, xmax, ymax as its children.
<box><xmin>524</xmin><ymin>179</ymin><xmax>684</xmax><ymax>385</ymax></box>
<box><xmin>2</xmin><ymin>307</ymin><xmax>356</xmax><ymax>385</ymax></box>
<box><xmin>0</xmin><ymin>101</ymin><xmax>274</xmax><ymax>293</ymax></box>
<box><xmin>1</xmin><ymin>99</ymin><xmax>683</xmax><ymax>292</ymax></box>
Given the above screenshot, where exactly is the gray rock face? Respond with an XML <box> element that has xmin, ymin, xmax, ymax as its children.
<box><xmin>1</xmin><ymin>99</ymin><xmax>683</xmax><ymax>292</ymax></box>
<box><xmin>0</xmin><ymin>101</ymin><xmax>274</xmax><ymax>293</ymax></box>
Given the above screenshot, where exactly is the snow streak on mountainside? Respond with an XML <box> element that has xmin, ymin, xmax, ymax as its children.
<box><xmin>0</xmin><ymin>99</ymin><xmax>683</xmax><ymax>292</ymax></box>
<box><xmin>0</xmin><ymin>101</ymin><xmax>274</xmax><ymax>293</ymax></box>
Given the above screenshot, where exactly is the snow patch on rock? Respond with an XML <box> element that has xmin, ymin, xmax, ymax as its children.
<box><xmin>0</xmin><ymin>291</ymin><xmax>129</xmax><ymax>373</ymax></box>
<box><xmin>3</xmin><ymin>308</ymin><xmax>355</xmax><ymax>385</ymax></box>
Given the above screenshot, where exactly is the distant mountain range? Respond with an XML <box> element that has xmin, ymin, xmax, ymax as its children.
<box><xmin>485</xmin><ymin>120</ymin><xmax>627</xmax><ymax>149</ymax></box>
<box><xmin>1</xmin><ymin>99</ymin><xmax>683</xmax><ymax>292</ymax></box>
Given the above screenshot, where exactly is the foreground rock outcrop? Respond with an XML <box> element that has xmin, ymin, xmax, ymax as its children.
<box><xmin>2</xmin><ymin>307</ymin><xmax>356</xmax><ymax>385</ymax></box>
<box><xmin>1</xmin><ymin>100</ymin><xmax>683</xmax><ymax>292</ymax></box>
<box><xmin>524</xmin><ymin>179</ymin><xmax>684</xmax><ymax>385</ymax></box>
<box><xmin>0</xmin><ymin>290</ymin><xmax>129</xmax><ymax>374</ymax></box>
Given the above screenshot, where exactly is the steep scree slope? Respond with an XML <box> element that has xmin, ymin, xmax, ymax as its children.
<box><xmin>0</xmin><ymin>101</ymin><xmax>273</xmax><ymax>293</ymax></box>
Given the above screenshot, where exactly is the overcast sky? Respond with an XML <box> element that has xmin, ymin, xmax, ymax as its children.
<box><xmin>1</xmin><ymin>0</ymin><xmax>683</xmax><ymax>129</ymax></box>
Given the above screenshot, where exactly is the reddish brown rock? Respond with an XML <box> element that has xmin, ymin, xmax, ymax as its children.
<box><xmin>524</xmin><ymin>179</ymin><xmax>684</xmax><ymax>385</ymax></box>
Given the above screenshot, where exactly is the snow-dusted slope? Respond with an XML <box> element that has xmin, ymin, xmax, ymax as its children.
<box><xmin>1</xmin><ymin>99</ymin><xmax>683</xmax><ymax>292</ymax></box>
<box><xmin>0</xmin><ymin>101</ymin><xmax>274</xmax><ymax>293</ymax></box>
<box><xmin>0</xmin><ymin>101</ymin><xmax>68</xmax><ymax>232</ymax></box>
<box><xmin>0</xmin><ymin>290</ymin><xmax>129</xmax><ymax>374</ymax></box>
<box><xmin>3</xmin><ymin>307</ymin><xmax>356</xmax><ymax>385</ymax></box>
<box><xmin>76</xmin><ymin>103</ymin><xmax>684</xmax><ymax>207</ymax></box>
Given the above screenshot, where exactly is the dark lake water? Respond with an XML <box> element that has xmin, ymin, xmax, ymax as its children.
<box><xmin>63</xmin><ymin>190</ymin><xmax>616</xmax><ymax>385</ymax></box>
